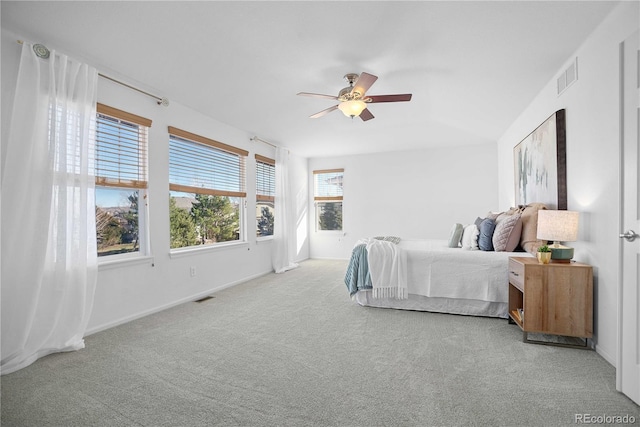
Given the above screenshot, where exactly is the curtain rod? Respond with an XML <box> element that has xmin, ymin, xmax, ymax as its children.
<box><xmin>99</xmin><ymin>74</ymin><xmax>169</xmax><ymax>106</ymax></box>
<box><xmin>250</xmin><ymin>136</ymin><xmax>277</xmax><ymax>149</ymax></box>
<box><xmin>17</xmin><ymin>40</ymin><xmax>169</xmax><ymax>107</ymax></box>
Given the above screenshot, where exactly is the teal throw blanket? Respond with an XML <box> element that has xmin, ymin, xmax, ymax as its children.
<box><xmin>344</xmin><ymin>243</ymin><xmax>372</xmax><ymax>295</ymax></box>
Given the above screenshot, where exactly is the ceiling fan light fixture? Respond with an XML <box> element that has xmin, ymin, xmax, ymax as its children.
<box><xmin>338</xmin><ymin>100</ymin><xmax>367</xmax><ymax>118</ymax></box>
<box><xmin>298</xmin><ymin>71</ymin><xmax>412</xmax><ymax>121</ymax></box>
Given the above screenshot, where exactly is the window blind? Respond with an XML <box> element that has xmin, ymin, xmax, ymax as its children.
<box><xmin>168</xmin><ymin>127</ymin><xmax>247</xmax><ymax>198</ymax></box>
<box><xmin>256</xmin><ymin>155</ymin><xmax>275</xmax><ymax>202</ymax></box>
<box><xmin>95</xmin><ymin>103</ymin><xmax>150</xmax><ymax>189</ymax></box>
<box><xmin>313</xmin><ymin>169</ymin><xmax>344</xmax><ymax>201</ymax></box>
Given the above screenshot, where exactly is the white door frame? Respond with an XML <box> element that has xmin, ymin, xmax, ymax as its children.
<box><xmin>617</xmin><ymin>29</ymin><xmax>640</xmax><ymax>406</ymax></box>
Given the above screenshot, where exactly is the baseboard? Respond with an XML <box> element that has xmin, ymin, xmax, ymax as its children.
<box><xmin>595</xmin><ymin>343</ymin><xmax>616</xmax><ymax>368</ymax></box>
<box><xmin>84</xmin><ymin>269</ymin><xmax>273</xmax><ymax>336</ymax></box>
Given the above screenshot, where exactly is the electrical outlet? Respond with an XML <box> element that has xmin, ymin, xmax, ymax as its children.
<box><xmin>190</xmin><ymin>267</ymin><xmax>196</xmax><ymax>277</ymax></box>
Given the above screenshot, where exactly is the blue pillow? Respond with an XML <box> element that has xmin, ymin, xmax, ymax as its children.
<box><xmin>478</xmin><ymin>218</ymin><xmax>496</xmax><ymax>251</ymax></box>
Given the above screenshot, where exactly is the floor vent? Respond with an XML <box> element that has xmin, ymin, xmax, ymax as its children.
<box><xmin>195</xmin><ymin>296</ymin><xmax>215</xmax><ymax>303</ymax></box>
<box><xmin>557</xmin><ymin>57</ymin><xmax>578</xmax><ymax>96</ymax></box>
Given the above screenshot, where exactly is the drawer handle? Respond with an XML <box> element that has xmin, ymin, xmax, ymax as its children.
<box><xmin>510</xmin><ymin>271</ymin><xmax>519</xmax><ymax>277</ymax></box>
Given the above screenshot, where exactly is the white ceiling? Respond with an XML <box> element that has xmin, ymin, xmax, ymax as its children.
<box><xmin>1</xmin><ymin>1</ymin><xmax>619</xmax><ymax>158</ymax></box>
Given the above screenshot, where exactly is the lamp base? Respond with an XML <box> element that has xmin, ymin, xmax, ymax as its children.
<box><xmin>550</xmin><ymin>245</ymin><xmax>574</xmax><ymax>262</ymax></box>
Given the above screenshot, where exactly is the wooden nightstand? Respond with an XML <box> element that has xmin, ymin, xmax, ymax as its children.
<box><xmin>508</xmin><ymin>256</ymin><xmax>593</xmax><ymax>348</ymax></box>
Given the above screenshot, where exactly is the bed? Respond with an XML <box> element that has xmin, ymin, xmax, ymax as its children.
<box><xmin>344</xmin><ymin>203</ymin><xmax>547</xmax><ymax>318</ymax></box>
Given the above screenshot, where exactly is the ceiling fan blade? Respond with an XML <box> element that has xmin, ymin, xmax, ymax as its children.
<box><xmin>366</xmin><ymin>94</ymin><xmax>412</xmax><ymax>103</ymax></box>
<box><xmin>351</xmin><ymin>72</ymin><xmax>378</xmax><ymax>97</ymax></box>
<box><xmin>309</xmin><ymin>105</ymin><xmax>339</xmax><ymax>119</ymax></box>
<box><xmin>297</xmin><ymin>92</ymin><xmax>339</xmax><ymax>100</ymax></box>
<box><xmin>359</xmin><ymin>108</ymin><xmax>375</xmax><ymax>121</ymax></box>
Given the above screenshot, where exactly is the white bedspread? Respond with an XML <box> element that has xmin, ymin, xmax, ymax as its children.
<box><xmin>398</xmin><ymin>239</ymin><xmax>529</xmax><ymax>303</ymax></box>
<box><xmin>361</xmin><ymin>239</ymin><xmax>408</xmax><ymax>299</ymax></box>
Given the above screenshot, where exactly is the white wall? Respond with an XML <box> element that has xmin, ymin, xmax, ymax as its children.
<box><xmin>309</xmin><ymin>143</ymin><xmax>498</xmax><ymax>259</ymax></box>
<box><xmin>496</xmin><ymin>1</ymin><xmax>639</xmax><ymax>365</ymax></box>
<box><xmin>1</xmin><ymin>28</ymin><xmax>310</xmax><ymax>334</ymax></box>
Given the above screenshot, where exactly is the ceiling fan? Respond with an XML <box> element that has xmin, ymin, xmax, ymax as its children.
<box><xmin>297</xmin><ymin>72</ymin><xmax>412</xmax><ymax>121</ymax></box>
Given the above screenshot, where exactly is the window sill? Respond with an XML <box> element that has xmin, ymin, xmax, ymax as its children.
<box><xmin>98</xmin><ymin>255</ymin><xmax>154</xmax><ymax>271</ymax></box>
<box><xmin>256</xmin><ymin>235</ymin><xmax>274</xmax><ymax>243</ymax></box>
<box><xmin>169</xmin><ymin>240</ymin><xmax>249</xmax><ymax>258</ymax></box>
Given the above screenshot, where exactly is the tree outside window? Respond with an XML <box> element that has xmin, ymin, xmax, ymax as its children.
<box><xmin>96</xmin><ymin>189</ymin><xmax>142</xmax><ymax>256</ymax></box>
<box><xmin>169</xmin><ymin>193</ymin><xmax>240</xmax><ymax>249</ymax></box>
<box><xmin>317</xmin><ymin>201</ymin><xmax>342</xmax><ymax>231</ymax></box>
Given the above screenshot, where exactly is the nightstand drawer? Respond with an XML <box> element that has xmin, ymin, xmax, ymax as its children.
<box><xmin>508</xmin><ymin>258</ymin><xmax>524</xmax><ymax>289</ymax></box>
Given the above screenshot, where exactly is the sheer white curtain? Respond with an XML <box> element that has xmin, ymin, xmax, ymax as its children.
<box><xmin>1</xmin><ymin>44</ymin><xmax>98</xmax><ymax>374</ymax></box>
<box><xmin>272</xmin><ymin>147</ymin><xmax>299</xmax><ymax>273</ymax></box>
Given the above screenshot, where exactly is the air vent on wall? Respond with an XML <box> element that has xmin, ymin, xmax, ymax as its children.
<box><xmin>557</xmin><ymin>57</ymin><xmax>578</xmax><ymax>96</ymax></box>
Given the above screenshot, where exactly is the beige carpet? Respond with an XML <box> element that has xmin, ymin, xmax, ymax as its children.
<box><xmin>2</xmin><ymin>259</ymin><xmax>638</xmax><ymax>426</ymax></box>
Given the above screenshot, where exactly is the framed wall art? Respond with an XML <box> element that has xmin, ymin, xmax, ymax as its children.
<box><xmin>513</xmin><ymin>109</ymin><xmax>567</xmax><ymax>210</ymax></box>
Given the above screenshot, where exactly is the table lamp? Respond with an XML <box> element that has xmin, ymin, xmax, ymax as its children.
<box><xmin>536</xmin><ymin>210</ymin><xmax>579</xmax><ymax>262</ymax></box>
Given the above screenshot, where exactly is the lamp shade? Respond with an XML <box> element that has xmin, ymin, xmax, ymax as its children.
<box><xmin>338</xmin><ymin>100</ymin><xmax>367</xmax><ymax>117</ymax></box>
<box><xmin>536</xmin><ymin>210</ymin><xmax>579</xmax><ymax>242</ymax></box>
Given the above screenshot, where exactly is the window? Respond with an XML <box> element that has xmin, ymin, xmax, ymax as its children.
<box><xmin>95</xmin><ymin>104</ymin><xmax>151</xmax><ymax>258</ymax></box>
<box><xmin>313</xmin><ymin>169</ymin><xmax>343</xmax><ymax>231</ymax></box>
<box><xmin>168</xmin><ymin>127</ymin><xmax>247</xmax><ymax>249</ymax></box>
<box><xmin>256</xmin><ymin>155</ymin><xmax>275</xmax><ymax>237</ymax></box>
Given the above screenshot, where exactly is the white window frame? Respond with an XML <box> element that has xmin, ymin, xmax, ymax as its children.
<box><xmin>95</xmin><ymin>104</ymin><xmax>151</xmax><ymax>262</ymax></box>
<box><xmin>256</xmin><ymin>155</ymin><xmax>275</xmax><ymax>240</ymax></box>
<box><xmin>168</xmin><ymin>127</ymin><xmax>248</xmax><ymax>251</ymax></box>
<box><xmin>313</xmin><ymin>169</ymin><xmax>344</xmax><ymax>232</ymax></box>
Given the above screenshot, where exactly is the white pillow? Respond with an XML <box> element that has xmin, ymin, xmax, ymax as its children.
<box><xmin>447</xmin><ymin>223</ymin><xmax>464</xmax><ymax>248</ymax></box>
<box><xmin>461</xmin><ymin>224</ymin><xmax>479</xmax><ymax>250</ymax></box>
